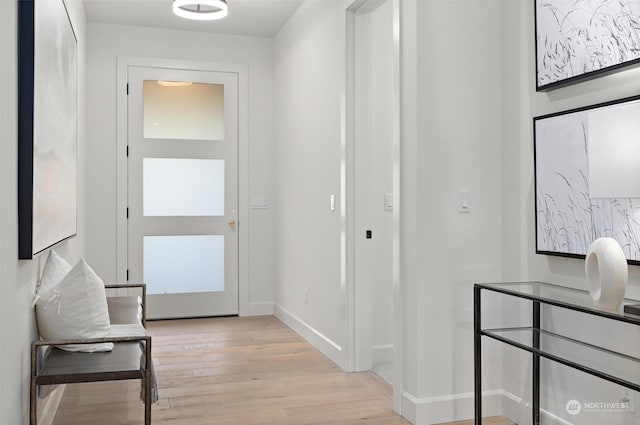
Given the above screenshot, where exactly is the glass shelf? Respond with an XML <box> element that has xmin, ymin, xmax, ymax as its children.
<box><xmin>475</xmin><ymin>281</ymin><xmax>640</xmax><ymax>425</ymax></box>
<box><xmin>476</xmin><ymin>281</ymin><xmax>640</xmax><ymax>325</ymax></box>
<box><xmin>483</xmin><ymin>327</ymin><xmax>640</xmax><ymax>392</ymax></box>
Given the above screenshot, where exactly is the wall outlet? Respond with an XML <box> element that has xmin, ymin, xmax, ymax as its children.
<box><xmin>622</xmin><ymin>387</ymin><xmax>635</xmax><ymax>412</ymax></box>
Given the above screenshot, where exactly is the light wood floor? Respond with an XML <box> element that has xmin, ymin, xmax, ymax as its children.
<box><xmin>52</xmin><ymin>316</ymin><xmax>409</xmax><ymax>425</ymax></box>
<box><xmin>51</xmin><ymin>316</ymin><xmax>514</xmax><ymax>425</ymax></box>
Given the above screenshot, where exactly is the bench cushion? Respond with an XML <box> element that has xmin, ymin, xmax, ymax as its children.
<box><xmin>38</xmin><ymin>250</ymin><xmax>72</xmax><ymax>292</ymax></box>
<box><xmin>108</xmin><ymin>296</ymin><xmax>143</xmax><ymax>325</ymax></box>
<box><xmin>36</xmin><ymin>259</ymin><xmax>113</xmax><ymax>352</ymax></box>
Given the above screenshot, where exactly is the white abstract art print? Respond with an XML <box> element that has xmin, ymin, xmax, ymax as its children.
<box><xmin>536</xmin><ymin>0</ymin><xmax>640</xmax><ymax>90</ymax></box>
<box><xmin>18</xmin><ymin>0</ymin><xmax>77</xmax><ymax>259</ymax></box>
<box><xmin>535</xmin><ymin>96</ymin><xmax>640</xmax><ymax>263</ymax></box>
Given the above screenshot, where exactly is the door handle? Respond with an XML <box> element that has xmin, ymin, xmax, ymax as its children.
<box><xmin>228</xmin><ymin>220</ymin><xmax>237</xmax><ymax>228</ymax></box>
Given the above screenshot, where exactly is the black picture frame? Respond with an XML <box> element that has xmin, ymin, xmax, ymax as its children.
<box><xmin>534</xmin><ymin>94</ymin><xmax>640</xmax><ymax>265</ymax></box>
<box><xmin>535</xmin><ymin>0</ymin><xmax>640</xmax><ymax>92</ymax></box>
<box><xmin>18</xmin><ymin>0</ymin><xmax>78</xmax><ymax>259</ymax></box>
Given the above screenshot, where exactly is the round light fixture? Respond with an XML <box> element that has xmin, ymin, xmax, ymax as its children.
<box><xmin>157</xmin><ymin>80</ymin><xmax>193</xmax><ymax>87</ymax></box>
<box><xmin>173</xmin><ymin>0</ymin><xmax>228</xmax><ymax>21</ymax></box>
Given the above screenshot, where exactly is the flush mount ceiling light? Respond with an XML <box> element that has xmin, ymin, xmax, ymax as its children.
<box><xmin>157</xmin><ymin>80</ymin><xmax>193</xmax><ymax>87</ymax></box>
<box><xmin>173</xmin><ymin>0</ymin><xmax>228</xmax><ymax>21</ymax></box>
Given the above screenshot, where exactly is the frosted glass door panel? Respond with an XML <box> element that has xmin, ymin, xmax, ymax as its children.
<box><xmin>144</xmin><ymin>235</ymin><xmax>225</xmax><ymax>295</ymax></box>
<box><xmin>144</xmin><ymin>158</ymin><xmax>225</xmax><ymax>216</ymax></box>
<box><xmin>143</xmin><ymin>81</ymin><xmax>224</xmax><ymax>141</ymax></box>
<box><xmin>128</xmin><ymin>67</ymin><xmax>239</xmax><ymax>318</ymax></box>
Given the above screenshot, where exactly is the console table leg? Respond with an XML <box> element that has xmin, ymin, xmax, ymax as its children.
<box><xmin>474</xmin><ymin>286</ymin><xmax>482</xmax><ymax>425</ymax></box>
<box><xmin>533</xmin><ymin>301</ymin><xmax>540</xmax><ymax>425</ymax></box>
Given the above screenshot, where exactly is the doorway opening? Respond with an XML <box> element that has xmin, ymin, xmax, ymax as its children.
<box><xmin>116</xmin><ymin>57</ymin><xmax>250</xmax><ymax>318</ymax></box>
<box><xmin>345</xmin><ymin>0</ymin><xmax>402</xmax><ymax>413</ymax></box>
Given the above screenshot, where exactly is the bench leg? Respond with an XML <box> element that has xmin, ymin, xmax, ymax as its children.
<box><xmin>30</xmin><ymin>379</ymin><xmax>37</xmax><ymax>425</ymax></box>
<box><xmin>144</xmin><ymin>371</ymin><xmax>151</xmax><ymax>425</ymax></box>
<box><xmin>144</xmin><ymin>336</ymin><xmax>152</xmax><ymax>425</ymax></box>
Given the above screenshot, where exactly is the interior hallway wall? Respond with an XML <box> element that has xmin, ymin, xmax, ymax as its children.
<box><xmin>273</xmin><ymin>0</ymin><xmax>350</xmax><ymax>367</ymax></box>
<box><xmin>85</xmin><ymin>23</ymin><xmax>276</xmax><ymax>311</ymax></box>
<box><xmin>399</xmin><ymin>1</ymin><xmax>505</xmax><ymax>423</ymax></box>
<box><xmin>501</xmin><ymin>1</ymin><xmax>640</xmax><ymax>424</ymax></box>
<box><xmin>0</xmin><ymin>0</ymin><xmax>87</xmax><ymax>422</ymax></box>
<box><xmin>273</xmin><ymin>1</ymin><xmax>505</xmax><ymax>423</ymax></box>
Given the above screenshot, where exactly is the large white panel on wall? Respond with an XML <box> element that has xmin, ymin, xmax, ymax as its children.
<box><xmin>143</xmin><ymin>158</ymin><xmax>225</xmax><ymax>216</ymax></box>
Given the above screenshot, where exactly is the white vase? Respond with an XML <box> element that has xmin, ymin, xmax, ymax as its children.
<box><xmin>585</xmin><ymin>237</ymin><xmax>628</xmax><ymax>310</ymax></box>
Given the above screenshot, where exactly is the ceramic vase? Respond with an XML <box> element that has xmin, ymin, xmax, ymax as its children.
<box><xmin>585</xmin><ymin>237</ymin><xmax>628</xmax><ymax>310</ymax></box>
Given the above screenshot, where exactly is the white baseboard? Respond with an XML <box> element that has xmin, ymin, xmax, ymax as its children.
<box><xmin>372</xmin><ymin>344</ymin><xmax>393</xmax><ymax>367</ymax></box>
<box><xmin>39</xmin><ymin>385</ymin><xmax>66</xmax><ymax>425</ymax></box>
<box><xmin>540</xmin><ymin>408</ymin><xmax>575</xmax><ymax>425</ymax></box>
<box><xmin>508</xmin><ymin>395</ymin><xmax>640</xmax><ymax>425</ymax></box>
<box><xmin>247</xmin><ymin>301</ymin><xmax>274</xmax><ymax>316</ymax></box>
<box><xmin>400</xmin><ymin>389</ymin><xmax>514</xmax><ymax>425</ymax></box>
<box><xmin>401</xmin><ymin>388</ymin><xmax>580</xmax><ymax>425</ymax></box>
<box><xmin>505</xmin><ymin>390</ymin><xmax>588</xmax><ymax>425</ymax></box>
<box><xmin>273</xmin><ymin>303</ymin><xmax>343</xmax><ymax>367</ymax></box>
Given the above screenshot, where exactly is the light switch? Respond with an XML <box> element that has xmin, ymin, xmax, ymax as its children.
<box><xmin>330</xmin><ymin>194</ymin><xmax>336</xmax><ymax>212</ymax></box>
<box><xmin>252</xmin><ymin>197</ymin><xmax>269</xmax><ymax>209</ymax></box>
<box><xmin>384</xmin><ymin>193</ymin><xmax>393</xmax><ymax>211</ymax></box>
<box><xmin>458</xmin><ymin>190</ymin><xmax>471</xmax><ymax>213</ymax></box>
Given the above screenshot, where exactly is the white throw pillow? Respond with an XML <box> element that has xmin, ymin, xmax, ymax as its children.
<box><xmin>39</xmin><ymin>250</ymin><xmax>72</xmax><ymax>292</ymax></box>
<box><xmin>36</xmin><ymin>259</ymin><xmax>114</xmax><ymax>352</ymax></box>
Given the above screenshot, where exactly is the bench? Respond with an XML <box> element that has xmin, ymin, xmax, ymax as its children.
<box><xmin>30</xmin><ymin>283</ymin><xmax>152</xmax><ymax>425</ymax></box>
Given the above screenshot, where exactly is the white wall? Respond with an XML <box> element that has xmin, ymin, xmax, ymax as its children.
<box><xmin>400</xmin><ymin>1</ymin><xmax>505</xmax><ymax>423</ymax></box>
<box><xmin>85</xmin><ymin>23</ymin><xmax>275</xmax><ymax>311</ymax></box>
<box><xmin>273</xmin><ymin>0</ymin><xmax>350</xmax><ymax>366</ymax></box>
<box><xmin>0</xmin><ymin>0</ymin><xmax>87</xmax><ymax>423</ymax></box>
<box><xmin>272</xmin><ymin>0</ymin><xmax>640</xmax><ymax>422</ymax></box>
<box><xmin>501</xmin><ymin>1</ymin><xmax>640</xmax><ymax>424</ymax></box>
<box><xmin>273</xmin><ymin>1</ymin><xmax>505</xmax><ymax>422</ymax></box>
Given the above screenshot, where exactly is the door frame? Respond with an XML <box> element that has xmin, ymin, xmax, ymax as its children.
<box><xmin>344</xmin><ymin>0</ymin><xmax>403</xmax><ymax>413</ymax></box>
<box><xmin>116</xmin><ymin>56</ymin><xmax>250</xmax><ymax>316</ymax></box>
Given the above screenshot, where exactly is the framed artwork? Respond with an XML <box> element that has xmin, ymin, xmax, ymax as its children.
<box><xmin>535</xmin><ymin>0</ymin><xmax>640</xmax><ymax>91</ymax></box>
<box><xmin>18</xmin><ymin>0</ymin><xmax>78</xmax><ymax>259</ymax></box>
<box><xmin>534</xmin><ymin>95</ymin><xmax>640</xmax><ymax>264</ymax></box>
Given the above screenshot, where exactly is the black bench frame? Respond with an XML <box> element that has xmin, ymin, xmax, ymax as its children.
<box><xmin>30</xmin><ymin>283</ymin><xmax>151</xmax><ymax>425</ymax></box>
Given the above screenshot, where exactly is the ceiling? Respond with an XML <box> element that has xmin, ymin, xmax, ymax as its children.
<box><xmin>83</xmin><ymin>0</ymin><xmax>305</xmax><ymax>37</ymax></box>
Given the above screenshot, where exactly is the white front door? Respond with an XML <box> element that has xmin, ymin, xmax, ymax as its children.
<box><xmin>127</xmin><ymin>66</ymin><xmax>239</xmax><ymax>319</ymax></box>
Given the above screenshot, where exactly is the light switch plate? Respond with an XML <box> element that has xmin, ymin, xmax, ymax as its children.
<box><xmin>458</xmin><ymin>190</ymin><xmax>471</xmax><ymax>213</ymax></box>
<box><xmin>252</xmin><ymin>197</ymin><xmax>269</xmax><ymax>209</ymax></box>
<box><xmin>384</xmin><ymin>193</ymin><xmax>393</xmax><ymax>211</ymax></box>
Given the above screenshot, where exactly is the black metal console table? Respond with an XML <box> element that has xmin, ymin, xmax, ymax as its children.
<box><xmin>474</xmin><ymin>281</ymin><xmax>640</xmax><ymax>425</ymax></box>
